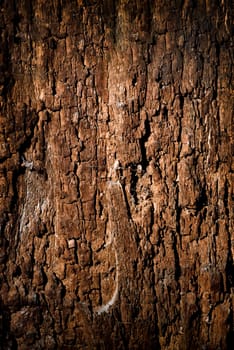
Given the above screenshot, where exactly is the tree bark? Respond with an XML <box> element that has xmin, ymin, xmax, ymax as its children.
<box><xmin>0</xmin><ymin>0</ymin><xmax>233</xmax><ymax>349</ymax></box>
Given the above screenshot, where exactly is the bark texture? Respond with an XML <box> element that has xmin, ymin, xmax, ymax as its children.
<box><xmin>0</xmin><ymin>0</ymin><xmax>233</xmax><ymax>349</ymax></box>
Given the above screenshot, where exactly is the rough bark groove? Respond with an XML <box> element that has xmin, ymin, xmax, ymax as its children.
<box><xmin>0</xmin><ymin>1</ymin><xmax>233</xmax><ymax>349</ymax></box>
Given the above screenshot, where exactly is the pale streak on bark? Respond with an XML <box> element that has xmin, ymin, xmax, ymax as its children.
<box><xmin>94</xmin><ymin>173</ymin><xmax>122</xmax><ymax>315</ymax></box>
<box><xmin>94</xmin><ymin>247</ymin><xmax>119</xmax><ymax>315</ymax></box>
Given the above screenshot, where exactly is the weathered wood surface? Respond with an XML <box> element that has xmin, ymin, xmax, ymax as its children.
<box><xmin>0</xmin><ymin>1</ymin><xmax>233</xmax><ymax>349</ymax></box>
